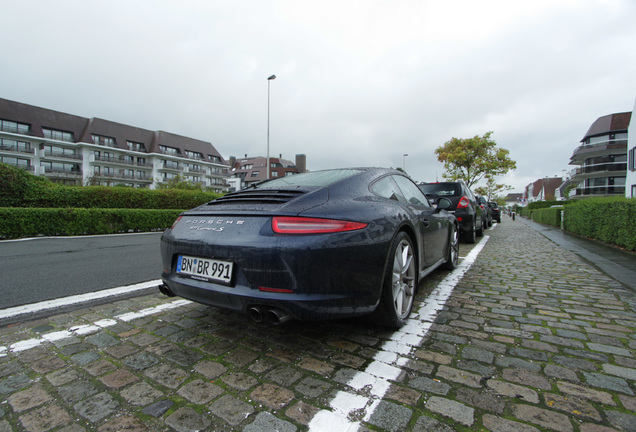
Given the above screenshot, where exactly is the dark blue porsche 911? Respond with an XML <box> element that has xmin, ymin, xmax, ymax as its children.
<box><xmin>159</xmin><ymin>167</ymin><xmax>458</xmax><ymax>328</ymax></box>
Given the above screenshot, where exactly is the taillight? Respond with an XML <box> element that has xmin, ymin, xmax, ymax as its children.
<box><xmin>272</xmin><ymin>216</ymin><xmax>368</xmax><ymax>234</ymax></box>
<box><xmin>170</xmin><ymin>216</ymin><xmax>183</xmax><ymax>229</ymax></box>
<box><xmin>457</xmin><ymin>196</ymin><xmax>470</xmax><ymax>209</ymax></box>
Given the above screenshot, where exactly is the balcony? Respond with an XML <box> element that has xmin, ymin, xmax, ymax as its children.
<box><xmin>570</xmin><ymin>162</ymin><xmax>627</xmax><ymax>181</ymax></box>
<box><xmin>573</xmin><ymin>185</ymin><xmax>626</xmax><ymax>197</ymax></box>
<box><xmin>42</xmin><ymin>167</ymin><xmax>82</xmax><ymax>178</ymax></box>
<box><xmin>43</xmin><ymin>150</ymin><xmax>82</xmax><ymax>160</ymax></box>
<box><xmin>0</xmin><ymin>142</ymin><xmax>34</xmax><ymax>154</ymax></box>
<box><xmin>570</xmin><ymin>139</ymin><xmax>627</xmax><ymax>164</ymax></box>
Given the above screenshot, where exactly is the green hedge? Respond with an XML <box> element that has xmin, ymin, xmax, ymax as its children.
<box><xmin>21</xmin><ymin>186</ymin><xmax>220</xmax><ymax>209</ymax></box>
<box><xmin>0</xmin><ymin>208</ymin><xmax>183</xmax><ymax>239</ymax></box>
<box><xmin>530</xmin><ymin>207</ymin><xmax>563</xmax><ymax>227</ymax></box>
<box><xmin>526</xmin><ymin>197</ymin><xmax>636</xmax><ymax>251</ymax></box>
<box><xmin>563</xmin><ymin>197</ymin><xmax>636</xmax><ymax>251</ymax></box>
<box><xmin>0</xmin><ymin>163</ymin><xmax>221</xmax><ymax>209</ymax></box>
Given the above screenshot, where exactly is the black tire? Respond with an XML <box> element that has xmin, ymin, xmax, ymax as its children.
<box><xmin>376</xmin><ymin>231</ymin><xmax>416</xmax><ymax>329</ymax></box>
<box><xmin>441</xmin><ymin>223</ymin><xmax>459</xmax><ymax>270</ymax></box>
<box><xmin>476</xmin><ymin>216</ymin><xmax>484</xmax><ymax>237</ymax></box>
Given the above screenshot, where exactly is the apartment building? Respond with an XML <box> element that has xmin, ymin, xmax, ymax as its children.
<box><xmin>569</xmin><ymin>111</ymin><xmax>631</xmax><ymax>198</ymax></box>
<box><xmin>0</xmin><ymin>98</ymin><xmax>229</xmax><ymax>192</ymax></box>
<box><xmin>626</xmin><ymin>99</ymin><xmax>636</xmax><ymax>198</ymax></box>
<box><xmin>228</xmin><ymin>154</ymin><xmax>307</xmax><ymax>190</ymax></box>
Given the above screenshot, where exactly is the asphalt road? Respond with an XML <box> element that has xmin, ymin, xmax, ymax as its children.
<box><xmin>0</xmin><ymin>232</ymin><xmax>163</xmax><ymax>309</ymax></box>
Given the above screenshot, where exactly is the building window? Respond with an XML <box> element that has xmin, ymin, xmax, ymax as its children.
<box><xmin>159</xmin><ymin>145</ymin><xmax>180</xmax><ymax>156</ymax></box>
<box><xmin>271</xmin><ymin>171</ymin><xmax>279</xmax><ymax>177</ymax></box>
<box><xmin>44</xmin><ymin>145</ymin><xmax>77</xmax><ymax>158</ymax></box>
<box><xmin>127</xmin><ymin>141</ymin><xmax>146</xmax><ymax>152</ymax></box>
<box><xmin>163</xmin><ymin>160</ymin><xmax>179</xmax><ymax>169</ymax></box>
<box><xmin>629</xmin><ymin>147</ymin><xmax>636</xmax><ymax>171</ymax></box>
<box><xmin>185</xmin><ymin>150</ymin><xmax>203</xmax><ymax>160</ymax></box>
<box><xmin>0</xmin><ymin>119</ymin><xmax>30</xmax><ymax>135</ymax></box>
<box><xmin>92</xmin><ymin>134</ymin><xmax>117</xmax><ymax>147</ymax></box>
<box><xmin>0</xmin><ymin>138</ymin><xmax>31</xmax><ymax>152</ymax></box>
<box><xmin>241</xmin><ymin>164</ymin><xmax>253</xmax><ymax>170</ymax></box>
<box><xmin>632</xmin><ymin>184</ymin><xmax>636</xmax><ymax>198</ymax></box>
<box><xmin>43</xmin><ymin>128</ymin><xmax>74</xmax><ymax>142</ymax></box>
<box><xmin>0</xmin><ymin>156</ymin><xmax>30</xmax><ymax>168</ymax></box>
<box><xmin>41</xmin><ymin>161</ymin><xmax>80</xmax><ymax>173</ymax></box>
<box><xmin>251</xmin><ymin>171</ymin><xmax>260</xmax><ymax>177</ymax></box>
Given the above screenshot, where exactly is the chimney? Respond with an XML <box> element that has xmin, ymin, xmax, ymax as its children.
<box><xmin>295</xmin><ymin>154</ymin><xmax>306</xmax><ymax>173</ymax></box>
<box><xmin>229</xmin><ymin>156</ymin><xmax>236</xmax><ymax>169</ymax></box>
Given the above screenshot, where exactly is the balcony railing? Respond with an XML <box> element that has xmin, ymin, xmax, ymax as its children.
<box><xmin>42</xmin><ymin>168</ymin><xmax>82</xmax><ymax>177</ymax></box>
<box><xmin>571</xmin><ymin>139</ymin><xmax>628</xmax><ymax>158</ymax></box>
<box><xmin>0</xmin><ymin>143</ymin><xmax>34</xmax><ymax>154</ymax></box>
<box><xmin>571</xmin><ymin>163</ymin><xmax>627</xmax><ymax>176</ymax></box>
<box><xmin>43</xmin><ymin>150</ymin><xmax>82</xmax><ymax>160</ymax></box>
<box><xmin>573</xmin><ymin>185</ymin><xmax>626</xmax><ymax>196</ymax></box>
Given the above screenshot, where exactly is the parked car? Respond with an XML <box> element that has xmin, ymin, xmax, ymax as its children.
<box><xmin>477</xmin><ymin>195</ymin><xmax>492</xmax><ymax>227</ymax></box>
<box><xmin>489</xmin><ymin>202</ymin><xmax>501</xmax><ymax>223</ymax></box>
<box><xmin>418</xmin><ymin>181</ymin><xmax>484</xmax><ymax>243</ymax></box>
<box><xmin>160</xmin><ymin>168</ymin><xmax>459</xmax><ymax>329</ymax></box>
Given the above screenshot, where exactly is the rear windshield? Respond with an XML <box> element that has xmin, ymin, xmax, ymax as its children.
<box><xmin>256</xmin><ymin>169</ymin><xmax>362</xmax><ymax>189</ymax></box>
<box><xmin>418</xmin><ymin>183</ymin><xmax>461</xmax><ymax>197</ymax></box>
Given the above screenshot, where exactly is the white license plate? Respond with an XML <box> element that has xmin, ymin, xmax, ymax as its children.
<box><xmin>176</xmin><ymin>255</ymin><xmax>233</xmax><ymax>284</ymax></box>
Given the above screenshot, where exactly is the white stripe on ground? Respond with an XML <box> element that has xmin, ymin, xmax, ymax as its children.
<box><xmin>308</xmin><ymin>236</ymin><xmax>490</xmax><ymax>431</ymax></box>
<box><xmin>0</xmin><ymin>297</ymin><xmax>192</xmax><ymax>357</ymax></box>
<box><xmin>0</xmin><ymin>279</ymin><xmax>163</xmax><ymax>321</ymax></box>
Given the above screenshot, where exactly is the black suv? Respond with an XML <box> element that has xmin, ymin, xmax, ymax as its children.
<box><xmin>418</xmin><ymin>181</ymin><xmax>484</xmax><ymax>243</ymax></box>
<box><xmin>489</xmin><ymin>202</ymin><xmax>501</xmax><ymax>223</ymax></box>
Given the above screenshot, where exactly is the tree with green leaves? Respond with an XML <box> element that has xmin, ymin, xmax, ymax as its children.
<box><xmin>434</xmin><ymin>131</ymin><xmax>516</xmax><ymax>188</ymax></box>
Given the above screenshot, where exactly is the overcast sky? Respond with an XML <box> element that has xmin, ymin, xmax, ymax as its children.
<box><xmin>2</xmin><ymin>0</ymin><xmax>635</xmax><ymax>192</ymax></box>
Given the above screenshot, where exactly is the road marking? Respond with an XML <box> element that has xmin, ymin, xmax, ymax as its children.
<box><xmin>0</xmin><ymin>298</ymin><xmax>192</xmax><ymax>357</ymax></box>
<box><xmin>308</xmin><ymin>236</ymin><xmax>490</xmax><ymax>431</ymax></box>
<box><xmin>0</xmin><ymin>231</ymin><xmax>162</xmax><ymax>243</ymax></box>
<box><xmin>0</xmin><ymin>279</ymin><xmax>163</xmax><ymax>321</ymax></box>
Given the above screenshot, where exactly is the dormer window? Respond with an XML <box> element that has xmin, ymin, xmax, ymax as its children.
<box><xmin>159</xmin><ymin>145</ymin><xmax>180</xmax><ymax>156</ymax></box>
<box><xmin>92</xmin><ymin>134</ymin><xmax>117</xmax><ymax>147</ymax></box>
<box><xmin>43</xmin><ymin>128</ymin><xmax>74</xmax><ymax>143</ymax></box>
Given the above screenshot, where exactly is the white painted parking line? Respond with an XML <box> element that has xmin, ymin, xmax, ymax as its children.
<box><xmin>0</xmin><ymin>279</ymin><xmax>162</xmax><ymax>321</ymax></box>
<box><xmin>308</xmin><ymin>236</ymin><xmax>490</xmax><ymax>431</ymax></box>
<box><xmin>0</xmin><ymin>291</ymin><xmax>192</xmax><ymax>357</ymax></box>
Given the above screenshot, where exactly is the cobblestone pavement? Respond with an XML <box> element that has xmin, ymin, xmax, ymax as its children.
<box><xmin>1</xmin><ymin>217</ymin><xmax>635</xmax><ymax>431</ymax></box>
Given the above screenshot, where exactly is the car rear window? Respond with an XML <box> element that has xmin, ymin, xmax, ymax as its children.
<box><xmin>418</xmin><ymin>183</ymin><xmax>461</xmax><ymax>197</ymax></box>
<box><xmin>256</xmin><ymin>169</ymin><xmax>362</xmax><ymax>189</ymax></box>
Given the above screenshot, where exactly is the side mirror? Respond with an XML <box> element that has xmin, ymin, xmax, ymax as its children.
<box><xmin>436</xmin><ymin>197</ymin><xmax>452</xmax><ymax>211</ymax></box>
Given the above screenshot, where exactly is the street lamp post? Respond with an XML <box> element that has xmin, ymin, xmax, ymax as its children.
<box><xmin>403</xmin><ymin>153</ymin><xmax>408</xmax><ymax>172</ymax></box>
<box><xmin>266</xmin><ymin>74</ymin><xmax>276</xmax><ymax>179</ymax></box>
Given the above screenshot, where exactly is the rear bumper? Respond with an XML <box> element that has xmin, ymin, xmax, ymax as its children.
<box><xmin>160</xmin><ymin>223</ymin><xmax>391</xmax><ymax>321</ymax></box>
<box><xmin>454</xmin><ymin>211</ymin><xmax>475</xmax><ymax>235</ymax></box>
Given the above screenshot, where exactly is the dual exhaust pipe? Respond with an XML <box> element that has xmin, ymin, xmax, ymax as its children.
<box><xmin>248</xmin><ymin>306</ymin><xmax>292</xmax><ymax>326</ymax></box>
<box><xmin>160</xmin><ymin>285</ymin><xmax>291</xmax><ymax>326</ymax></box>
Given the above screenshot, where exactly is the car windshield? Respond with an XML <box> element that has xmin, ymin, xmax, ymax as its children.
<box><xmin>418</xmin><ymin>183</ymin><xmax>461</xmax><ymax>196</ymax></box>
<box><xmin>255</xmin><ymin>169</ymin><xmax>362</xmax><ymax>189</ymax></box>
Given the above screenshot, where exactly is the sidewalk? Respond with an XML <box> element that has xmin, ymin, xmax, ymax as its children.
<box><xmin>521</xmin><ymin>216</ymin><xmax>636</xmax><ymax>292</ymax></box>
<box><xmin>0</xmin><ymin>219</ymin><xmax>634</xmax><ymax>431</ymax></box>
